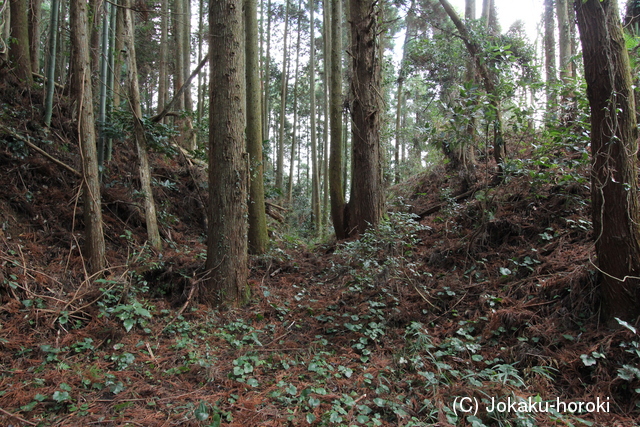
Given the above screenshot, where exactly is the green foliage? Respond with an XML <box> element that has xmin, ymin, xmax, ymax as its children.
<box><xmin>103</xmin><ymin>108</ymin><xmax>179</xmax><ymax>156</ymax></box>
<box><xmin>96</xmin><ymin>278</ymin><xmax>154</xmax><ymax>333</ymax></box>
<box><xmin>624</xmin><ymin>32</ymin><xmax>640</xmax><ymax>69</ymax></box>
<box><xmin>338</xmin><ymin>210</ymin><xmax>429</xmax><ymax>269</ymax></box>
<box><xmin>615</xmin><ymin>318</ymin><xmax>640</xmax><ymax>406</ymax></box>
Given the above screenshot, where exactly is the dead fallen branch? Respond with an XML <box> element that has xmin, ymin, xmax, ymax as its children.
<box><xmin>266</xmin><ymin>204</ymin><xmax>285</xmax><ymax>223</ymax></box>
<box><xmin>265</xmin><ymin>201</ymin><xmax>287</xmax><ymax>211</ymax></box>
<box><xmin>151</xmin><ymin>54</ymin><xmax>209</xmax><ymax>123</ymax></box>
<box><xmin>417</xmin><ymin>187</ymin><xmax>477</xmax><ymax>218</ymax></box>
<box><xmin>0</xmin><ymin>124</ymin><xmax>81</xmax><ymax>177</ymax></box>
<box><xmin>0</xmin><ymin>406</ymin><xmax>37</xmax><ymax>426</ymax></box>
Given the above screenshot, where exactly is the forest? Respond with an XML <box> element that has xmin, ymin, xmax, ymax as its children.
<box><xmin>1</xmin><ymin>0</ymin><xmax>640</xmax><ymax>424</ymax></box>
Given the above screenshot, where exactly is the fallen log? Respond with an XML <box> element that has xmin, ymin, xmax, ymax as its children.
<box><xmin>417</xmin><ymin>187</ymin><xmax>477</xmax><ymax>219</ymax></box>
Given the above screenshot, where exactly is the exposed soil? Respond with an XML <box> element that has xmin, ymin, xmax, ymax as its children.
<box><xmin>1</xmin><ymin>69</ymin><xmax>639</xmax><ymax>426</ymax></box>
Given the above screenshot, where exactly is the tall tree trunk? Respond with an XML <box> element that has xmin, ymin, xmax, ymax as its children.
<box><xmin>97</xmin><ymin>2</ymin><xmax>110</xmax><ymax>172</ymax></box>
<box><xmin>276</xmin><ymin>0</ymin><xmax>291</xmax><ymax>194</ymax></box>
<box><xmin>9</xmin><ymin>0</ymin><xmax>33</xmax><ymax>85</ymax></box>
<box><xmin>460</xmin><ymin>0</ymin><xmax>477</xmax><ymax>183</ymax></box>
<box><xmin>575</xmin><ymin>0</ymin><xmax>640</xmax><ymax>323</ymax></box>
<box><xmin>182</xmin><ymin>0</ymin><xmax>193</xmax><ymax>112</ymax></box>
<box><xmin>329</xmin><ymin>0</ymin><xmax>347</xmax><ymax>239</ymax></box>
<box><xmin>122</xmin><ymin>0</ymin><xmax>163</xmax><ymax>250</ymax></box>
<box><xmin>70</xmin><ymin>0</ymin><xmax>105</xmax><ymax>273</ymax></box>
<box><xmin>544</xmin><ymin>0</ymin><xmax>557</xmax><ymax>108</ymax></box>
<box><xmin>197</xmin><ymin>0</ymin><xmax>205</xmax><ymax>131</ymax></box>
<box><xmin>89</xmin><ymin>0</ymin><xmax>101</xmax><ymax>77</ymax></box>
<box><xmin>394</xmin><ymin>0</ymin><xmax>416</xmax><ymax>184</ymax></box>
<box><xmin>321</xmin><ymin>73</ymin><xmax>330</xmax><ymax>231</ymax></box>
<box><xmin>481</xmin><ymin>0</ymin><xmax>497</xmax><ymax>33</ymax></box>
<box><xmin>158</xmin><ymin>0</ymin><xmax>169</xmax><ymax>117</ymax></box>
<box><xmin>206</xmin><ymin>0</ymin><xmax>249</xmax><ymax>306</ymax></box>
<box><xmin>55</xmin><ymin>0</ymin><xmax>68</xmax><ymax>86</ymax></box>
<box><xmin>28</xmin><ymin>0</ymin><xmax>42</xmax><ymax>73</ymax></box>
<box><xmin>246</xmin><ymin>0</ymin><xmax>268</xmax><ymax>254</ymax></box>
<box><xmin>111</xmin><ymin>4</ymin><xmax>124</xmax><ymax>111</ymax></box>
<box><xmin>1</xmin><ymin>1</ymin><xmax>9</xmax><ymax>63</ymax></box>
<box><xmin>105</xmin><ymin>1</ymin><xmax>117</xmax><ymax>162</ymax></box>
<box><xmin>309</xmin><ymin>0</ymin><xmax>320</xmax><ymax>231</ymax></box>
<box><xmin>557</xmin><ymin>0</ymin><xmax>572</xmax><ymax>83</ymax></box>
<box><xmin>465</xmin><ymin>0</ymin><xmax>474</xmax><ymax>18</ymax></box>
<box><xmin>439</xmin><ymin>0</ymin><xmax>505</xmax><ymax>177</ymax></box>
<box><xmin>173</xmin><ymin>0</ymin><xmax>196</xmax><ymax>150</ymax></box>
<box><xmin>262</xmin><ymin>0</ymin><xmax>272</xmax><ymax>142</ymax></box>
<box><xmin>43</xmin><ymin>0</ymin><xmax>59</xmax><ymax>127</ymax></box>
<box><xmin>287</xmin><ymin>4</ymin><xmax>301</xmax><ymax>204</ymax></box>
<box><xmin>481</xmin><ymin>0</ymin><xmax>490</xmax><ymax>26</ymax></box>
<box><xmin>173</xmin><ymin>0</ymin><xmax>185</xmax><ymax>111</ymax></box>
<box><xmin>349</xmin><ymin>0</ymin><xmax>383</xmax><ymax>235</ymax></box>
<box><xmin>321</xmin><ymin>0</ymin><xmax>331</xmax><ymax>231</ymax></box>
<box><xmin>569</xmin><ymin>6</ymin><xmax>577</xmax><ymax>81</ymax></box>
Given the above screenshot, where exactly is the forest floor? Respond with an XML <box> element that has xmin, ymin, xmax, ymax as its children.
<box><xmin>1</xmin><ymin>72</ymin><xmax>640</xmax><ymax>426</ymax></box>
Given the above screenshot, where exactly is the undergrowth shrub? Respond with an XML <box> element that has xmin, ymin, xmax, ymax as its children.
<box><xmin>335</xmin><ymin>210</ymin><xmax>430</xmax><ymax>284</ymax></box>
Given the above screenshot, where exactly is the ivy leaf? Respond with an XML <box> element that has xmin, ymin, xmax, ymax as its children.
<box><xmin>194</xmin><ymin>401</ymin><xmax>210</xmax><ymax>421</ymax></box>
<box><xmin>329</xmin><ymin>412</ymin><xmax>342</xmax><ymax>423</ymax></box>
<box><xmin>499</xmin><ymin>267</ymin><xmax>512</xmax><ymax>276</ymax></box>
<box><xmin>618</xmin><ymin>365</ymin><xmax>640</xmax><ymax>381</ymax></box>
<box><xmin>615</xmin><ymin>317</ymin><xmax>637</xmax><ymax>334</ymax></box>
<box><xmin>308</xmin><ymin>397</ymin><xmax>321</xmax><ymax>408</ymax></box>
<box><xmin>580</xmin><ymin>354</ymin><xmax>596</xmax><ymax>366</ymax></box>
<box><xmin>52</xmin><ymin>390</ymin><xmax>70</xmax><ymax>403</ymax></box>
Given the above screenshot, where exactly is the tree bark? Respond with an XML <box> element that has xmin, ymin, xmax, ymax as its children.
<box><xmin>321</xmin><ymin>0</ymin><xmax>330</xmax><ymax>231</ymax></box>
<box><xmin>70</xmin><ymin>0</ymin><xmax>105</xmax><ymax>273</ymax></box>
<box><xmin>9</xmin><ymin>0</ymin><xmax>33</xmax><ymax>85</ymax></box>
<box><xmin>575</xmin><ymin>0</ymin><xmax>640</xmax><ymax>323</ymax></box>
<box><xmin>557</xmin><ymin>0</ymin><xmax>572</xmax><ymax>83</ymax></box>
<box><xmin>89</xmin><ymin>0</ymin><xmax>101</xmax><ymax>77</ymax></box>
<box><xmin>262</xmin><ymin>0</ymin><xmax>272</xmax><ymax>142</ymax></box>
<box><xmin>246</xmin><ymin>0</ymin><xmax>268</xmax><ymax>254</ymax></box>
<box><xmin>43</xmin><ymin>0</ymin><xmax>59</xmax><ymax>127</ymax></box>
<box><xmin>465</xmin><ymin>0</ymin><xmax>474</xmax><ymax>18</ymax></box>
<box><xmin>158</xmin><ymin>0</ymin><xmax>169</xmax><ymax>118</ymax></box>
<box><xmin>544</xmin><ymin>0</ymin><xmax>557</xmax><ymax>108</ymax></box>
<box><xmin>276</xmin><ymin>0</ymin><xmax>291</xmax><ymax>194</ymax></box>
<box><xmin>122</xmin><ymin>0</ymin><xmax>163</xmax><ymax>251</ymax></box>
<box><xmin>329</xmin><ymin>0</ymin><xmax>347</xmax><ymax>239</ymax></box>
<box><xmin>105</xmin><ymin>1</ymin><xmax>117</xmax><ymax>162</ymax></box>
<box><xmin>1</xmin><ymin>1</ymin><xmax>9</xmax><ymax>63</ymax></box>
<box><xmin>461</xmin><ymin>0</ymin><xmax>477</xmax><ymax>182</ymax></box>
<box><xmin>309</xmin><ymin>0</ymin><xmax>321</xmax><ymax>231</ymax></box>
<box><xmin>439</xmin><ymin>0</ymin><xmax>505</xmax><ymax>176</ymax></box>
<box><xmin>173</xmin><ymin>0</ymin><xmax>185</xmax><ymax>111</ymax></box>
<box><xmin>394</xmin><ymin>0</ymin><xmax>416</xmax><ymax>184</ymax></box>
<box><xmin>111</xmin><ymin>3</ymin><xmax>124</xmax><ymax>112</ymax></box>
<box><xmin>287</xmin><ymin>3</ymin><xmax>301</xmax><ymax>204</ymax></box>
<box><xmin>349</xmin><ymin>0</ymin><xmax>384</xmax><ymax>235</ymax></box>
<box><xmin>28</xmin><ymin>0</ymin><xmax>42</xmax><ymax>73</ymax></box>
<box><xmin>97</xmin><ymin>2</ymin><xmax>110</xmax><ymax>172</ymax></box>
<box><xmin>197</xmin><ymin>0</ymin><xmax>205</xmax><ymax>131</ymax></box>
<box><xmin>55</xmin><ymin>0</ymin><xmax>68</xmax><ymax>87</ymax></box>
<box><xmin>206</xmin><ymin>0</ymin><xmax>249</xmax><ymax>306</ymax></box>
<box><xmin>182</xmin><ymin>0</ymin><xmax>193</xmax><ymax>113</ymax></box>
